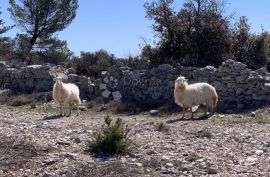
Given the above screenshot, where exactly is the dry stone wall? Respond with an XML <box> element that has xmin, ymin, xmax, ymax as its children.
<box><xmin>0</xmin><ymin>63</ymin><xmax>95</xmax><ymax>100</ymax></box>
<box><xmin>98</xmin><ymin>60</ymin><xmax>270</xmax><ymax>112</ymax></box>
<box><xmin>1</xmin><ymin>59</ymin><xmax>270</xmax><ymax>112</ymax></box>
<box><xmin>0</xmin><ymin>63</ymin><xmax>60</xmax><ymax>93</ymax></box>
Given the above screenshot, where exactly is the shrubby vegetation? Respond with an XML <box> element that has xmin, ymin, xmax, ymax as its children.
<box><xmin>66</xmin><ymin>50</ymin><xmax>150</xmax><ymax>78</ymax></box>
<box><xmin>88</xmin><ymin>116</ymin><xmax>132</xmax><ymax>155</ymax></box>
<box><xmin>69</xmin><ymin>50</ymin><xmax>116</xmax><ymax>78</ymax></box>
<box><xmin>231</xmin><ymin>16</ymin><xmax>270</xmax><ymax>70</ymax></box>
<box><xmin>143</xmin><ymin>0</ymin><xmax>270</xmax><ymax>69</ymax></box>
<box><xmin>0</xmin><ymin>10</ymin><xmax>14</xmax><ymax>62</ymax></box>
<box><xmin>0</xmin><ymin>0</ymin><xmax>270</xmax><ymax>74</ymax></box>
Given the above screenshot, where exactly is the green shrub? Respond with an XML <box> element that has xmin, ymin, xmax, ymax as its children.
<box><xmin>88</xmin><ymin>116</ymin><xmax>131</xmax><ymax>155</ymax></box>
<box><xmin>70</xmin><ymin>50</ymin><xmax>116</xmax><ymax>78</ymax></box>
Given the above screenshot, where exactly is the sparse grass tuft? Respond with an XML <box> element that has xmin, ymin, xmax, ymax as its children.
<box><xmin>8</xmin><ymin>94</ymin><xmax>37</xmax><ymax>106</ymax></box>
<box><xmin>155</xmin><ymin>121</ymin><xmax>170</xmax><ymax>132</ymax></box>
<box><xmin>0</xmin><ymin>89</ymin><xmax>14</xmax><ymax>105</ymax></box>
<box><xmin>88</xmin><ymin>116</ymin><xmax>132</xmax><ymax>155</ymax></box>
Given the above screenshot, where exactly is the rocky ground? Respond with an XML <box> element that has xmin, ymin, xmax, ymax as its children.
<box><xmin>0</xmin><ymin>102</ymin><xmax>270</xmax><ymax>177</ymax></box>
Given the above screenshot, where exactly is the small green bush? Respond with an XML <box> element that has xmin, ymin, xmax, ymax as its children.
<box><xmin>155</xmin><ymin>121</ymin><xmax>169</xmax><ymax>132</ymax></box>
<box><xmin>88</xmin><ymin>116</ymin><xmax>131</xmax><ymax>155</ymax></box>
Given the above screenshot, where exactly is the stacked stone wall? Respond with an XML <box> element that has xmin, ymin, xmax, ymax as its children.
<box><xmin>97</xmin><ymin>60</ymin><xmax>270</xmax><ymax>111</ymax></box>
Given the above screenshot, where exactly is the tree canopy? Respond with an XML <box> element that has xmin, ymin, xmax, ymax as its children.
<box><xmin>0</xmin><ymin>10</ymin><xmax>13</xmax><ymax>35</ymax></box>
<box><xmin>8</xmin><ymin>0</ymin><xmax>78</xmax><ymax>51</ymax></box>
<box><xmin>144</xmin><ymin>0</ymin><xmax>232</xmax><ymax>67</ymax></box>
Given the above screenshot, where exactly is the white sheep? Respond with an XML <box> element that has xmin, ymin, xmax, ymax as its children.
<box><xmin>174</xmin><ymin>76</ymin><xmax>218</xmax><ymax>119</ymax></box>
<box><xmin>53</xmin><ymin>77</ymin><xmax>81</xmax><ymax>116</ymax></box>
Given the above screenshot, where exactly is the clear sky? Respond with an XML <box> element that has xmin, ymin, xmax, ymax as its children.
<box><xmin>1</xmin><ymin>0</ymin><xmax>270</xmax><ymax>58</ymax></box>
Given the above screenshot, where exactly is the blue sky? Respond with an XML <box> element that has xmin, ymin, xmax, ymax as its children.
<box><xmin>1</xmin><ymin>0</ymin><xmax>270</xmax><ymax>58</ymax></box>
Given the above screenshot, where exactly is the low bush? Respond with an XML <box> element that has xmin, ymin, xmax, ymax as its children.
<box><xmin>88</xmin><ymin>116</ymin><xmax>132</xmax><ymax>155</ymax></box>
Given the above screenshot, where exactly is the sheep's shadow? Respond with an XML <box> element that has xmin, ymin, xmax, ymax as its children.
<box><xmin>166</xmin><ymin>114</ymin><xmax>212</xmax><ymax>124</ymax></box>
<box><xmin>43</xmin><ymin>114</ymin><xmax>63</xmax><ymax>120</ymax></box>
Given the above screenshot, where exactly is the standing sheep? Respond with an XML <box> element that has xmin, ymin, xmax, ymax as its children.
<box><xmin>174</xmin><ymin>76</ymin><xmax>218</xmax><ymax>119</ymax></box>
<box><xmin>53</xmin><ymin>77</ymin><xmax>81</xmax><ymax>116</ymax></box>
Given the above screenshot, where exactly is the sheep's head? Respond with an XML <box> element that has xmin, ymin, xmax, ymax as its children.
<box><xmin>175</xmin><ymin>76</ymin><xmax>188</xmax><ymax>89</ymax></box>
<box><xmin>54</xmin><ymin>73</ymin><xmax>67</xmax><ymax>86</ymax></box>
<box><xmin>54</xmin><ymin>77</ymin><xmax>63</xmax><ymax>86</ymax></box>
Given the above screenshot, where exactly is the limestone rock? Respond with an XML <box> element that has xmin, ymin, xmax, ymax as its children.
<box><xmin>112</xmin><ymin>91</ymin><xmax>122</xmax><ymax>101</ymax></box>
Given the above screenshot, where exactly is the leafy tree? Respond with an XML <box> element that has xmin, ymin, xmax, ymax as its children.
<box><xmin>232</xmin><ymin>16</ymin><xmax>252</xmax><ymax>64</ymax></box>
<box><xmin>8</xmin><ymin>0</ymin><xmax>78</xmax><ymax>51</ymax></box>
<box><xmin>0</xmin><ymin>9</ymin><xmax>14</xmax><ymax>62</ymax></box>
<box><xmin>144</xmin><ymin>0</ymin><xmax>180</xmax><ymax>66</ymax></box>
<box><xmin>232</xmin><ymin>16</ymin><xmax>270</xmax><ymax>69</ymax></box>
<box><xmin>249</xmin><ymin>32</ymin><xmax>270</xmax><ymax>69</ymax></box>
<box><xmin>12</xmin><ymin>34</ymin><xmax>30</xmax><ymax>61</ymax></box>
<box><xmin>183</xmin><ymin>0</ymin><xmax>232</xmax><ymax>67</ymax></box>
<box><xmin>11</xmin><ymin>34</ymin><xmax>72</xmax><ymax>64</ymax></box>
<box><xmin>144</xmin><ymin>0</ymin><xmax>232</xmax><ymax>67</ymax></box>
<box><xmin>35</xmin><ymin>37</ymin><xmax>73</xmax><ymax>64</ymax></box>
<box><xmin>0</xmin><ymin>37</ymin><xmax>14</xmax><ymax>62</ymax></box>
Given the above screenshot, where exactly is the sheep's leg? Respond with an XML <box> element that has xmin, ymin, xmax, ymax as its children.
<box><xmin>209</xmin><ymin>104</ymin><xmax>214</xmax><ymax>116</ymax></box>
<box><xmin>76</xmin><ymin>105</ymin><xmax>79</xmax><ymax>116</ymax></box>
<box><xmin>66</xmin><ymin>104</ymin><xmax>72</xmax><ymax>117</ymax></box>
<box><xmin>63</xmin><ymin>105</ymin><xmax>66</xmax><ymax>116</ymax></box>
<box><xmin>60</xmin><ymin>106</ymin><xmax>63</xmax><ymax>116</ymax></box>
<box><xmin>181</xmin><ymin>107</ymin><xmax>185</xmax><ymax>119</ymax></box>
<box><xmin>59</xmin><ymin>103</ymin><xmax>64</xmax><ymax>116</ymax></box>
<box><xmin>68</xmin><ymin>108</ymin><xmax>71</xmax><ymax>117</ymax></box>
<box><xmin>63</xmin><ymin>104</ymin><xmax>69</xmax><ymax>116</ymax></box>
<box><xmin>191</xmin><ymin>107</ymin><xmax>194</xmax><ymax>119</ymax></box>
<box><xmin>204</xmin><ymin>106</ymin><xmax>208</xmax><ymax>116</ymax></box>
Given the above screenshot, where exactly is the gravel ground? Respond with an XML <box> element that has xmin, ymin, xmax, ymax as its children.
<box><xmin>0</xmin><ymin>103</ymin><xmax>270</xmax><ymax>177</ymax></box>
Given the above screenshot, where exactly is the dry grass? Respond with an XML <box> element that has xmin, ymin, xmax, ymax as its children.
<box><xmin>0</xmin><ymin>90</ymin><xmax>40</xmax><ymax>107</ymax></box>
<box><xmin>214</xmin><ymin>114</ymin><xmax>270</xmax><ymax>124</ymax></box>
<box><xmin>0</xmin><ymin>89</ymin><xmax>14</xmax><ymax>105</ymax></box>
<box><xmin>63</xmin><ymin>161</ymin><xmax>140</xmax><ymax>177</ymax></box>
<box><xmin>8</xmin><ymin>93</ymin><xmax>38</xmax><ymax>106</ymax></box>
